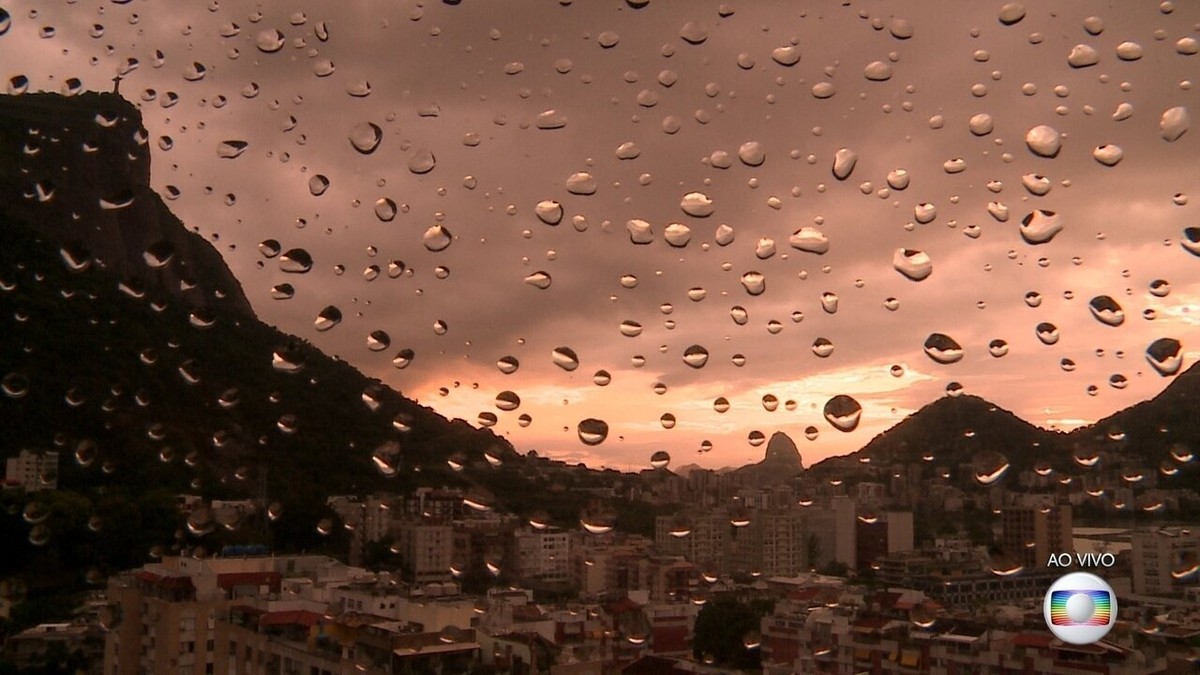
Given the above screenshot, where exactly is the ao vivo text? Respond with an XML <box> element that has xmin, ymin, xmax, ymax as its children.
<box><xmin>1046</xmin><ymin>552</ymin><xmax>1117</xmax><ymax>568</ymax></box>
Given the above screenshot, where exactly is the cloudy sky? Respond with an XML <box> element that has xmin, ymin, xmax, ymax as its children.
<box><xmin>3</xmin><ymin>0</ymin><xmax>1197</xmax><ymax>471</ymax></box>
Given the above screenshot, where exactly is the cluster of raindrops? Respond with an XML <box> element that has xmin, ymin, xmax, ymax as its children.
<box><xmin>2</xmin><ymin>0</ymin><xmax>1195</xmax><ymax>534</ymax></box>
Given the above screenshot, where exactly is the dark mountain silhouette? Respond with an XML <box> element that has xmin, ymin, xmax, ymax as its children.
<box><xmin>731</xmin><ymin>431</ymin><xmax>805</xmax><ymax>485</ymax></box>
<box><xmin>0</xmin><ymin>93</ymin><xmax>534</xmax><ymax>580</ymax></box>
<box><xmin>0</xmin><ymin>92</ymin><xmax>253</xmax><ymax>317</ymax></box>
<box><xmin>1066</xmin><ymin>361</ymin><xmax>1200</xmax><ymax>469</ymax></box>
<box><xmin>811</xmin><ymin>363</ymin><xmax>1200</xmax><ymax>481</ymax></box>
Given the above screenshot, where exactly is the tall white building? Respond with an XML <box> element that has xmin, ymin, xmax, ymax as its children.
<box><xmin>4</xmin><ymin>450</ymin><xmax>58</xmax><ymax>491</ymax></box>
<box><xmin>1131</xmin><ymin>526</ymin><xmax>1200</xmax><ymax>595</ymax></box>
<box><xmin>514</xmin><ymin>528</ymin><xmax>571</xmax><ymax>584</ymax></box>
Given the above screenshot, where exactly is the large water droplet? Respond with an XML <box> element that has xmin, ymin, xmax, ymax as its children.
<box><xmin>1036</xmin><ymin>322</ymin><xmax>1060</xmax><ymax>345</ymax></box>
<box><xmin>422</xmin><ymin>225</ymin><xmax>452</xmax><ymax>251</ymax></box>
<box><xmin>680</xmin><ymin>192</ymin><xmax>714</xmax><ymax>217</ymax></box>
<box><xmin>1025</xmin><ymin>125</ymin><xmax>1062</xmax><ymax>157</ymax></box>
<box><xmin>349</xmin><ymin>122</ymin><xmax>383</xmax><ymax>154</ymax></box>
<box><xmin>279</xmin><ymin>249</ymin><xmax>313</xmax><ymax>273</ymax></box>
<box><xmin>789</xmin><ymin>227</ymin><xmax>829</xmax><ymax>254</ymax></box>
<box><xmin>626</xmin><ymin>219</ymin><xmax>654</xmax><ymax>245</ymax></box>
<box><xmin>832</xmin><ymin>148</ymin><xmax>858</xmax><ymax>180</ymax></box>
<box><xmin>552</xmin><ymin>347</ymin><xmax>580</xmax><ymax>371</ymax></box>
<box><xmin>683</xmin><ymin>345</ymin><xmax>709</xmax><ymax>368</ymax></box>
<box><xmin>740</xmin><ymin>272</ymin><xmax>765</xmax><ymax>296</ymax></box>
<box><xmin>1088</xmin><ymin>296</ymin><xmax>1125</xmax><ymax>327</ymax></box>
<box><xmin>1020</xmin><ymin>210</ymin><xmax>1063</xmax><ymax>244</ymax></box>
<box><xmin>923</xmin><ymin>334</ymin><xmax>964</xmax><ymax>364</ymax></box>
<box><xmin>308</xmin><ymin>174</ymin><xmax>330</xmax><ymax>196</ymax></box>
<box><xmin>314</xmin><ymin>306</ymin><xmax>342</xmax><ymax>331</ymax></box>
<box><xmin>893</xmin><ymin>248</ymin><xmax>933</xmax><ymax>281</ymax></box>
<box><xmin>823</xmin><ymin>395</ymin><xmax>862</xmax><ymax>432</ymax></box>
<box><xmin>577</xmin><ymin>419</ymin><xmax>609</xmax><ymax>446</ymax></box>
<box><xmin>1161</xmin><ymin>106</ymin><xmax>1190</xmax><ymax>141</ymax></box>
<box><xmin>1067</xmin><ymin>44</ymin><xmax>1099</xmax><ymax>68</ymax></box>
<box><xmin>536</xmin><ymin>200</ymin><xmax>563</xmax><ymax>225</ymax></box>
<box><xmin>1146</xmin><ymin>338</ymin><xmax>1183</xmax><ymax>376</ymax></box>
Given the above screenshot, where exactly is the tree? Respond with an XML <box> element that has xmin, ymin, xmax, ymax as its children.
<box><xmin>691</xmin><ymin>597</ymin><xmax>773</xmax><ymax>670</ymax></box>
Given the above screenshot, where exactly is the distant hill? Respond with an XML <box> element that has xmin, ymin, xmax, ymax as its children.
<box><xmin>730</xmin><ymin>432</ymin><xmax>805</xmax><ymax>485</ymax></box>
<box><xmin>811</xmin><ymin>364</ymin><xmax>1200</xmax><ymax>484</ymax></box>
<box><xmin>1067</xmin><ymin>360</ymin><xmax>1200</xmax><ymax>470</ymax></box>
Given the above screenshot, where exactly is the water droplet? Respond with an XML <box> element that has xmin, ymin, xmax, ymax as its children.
<box><xmin>626</xmin><ymin>219</ymin><xmax>654</xmax><ymax>245</ymax></box>
<box><xmin>771</xmin><ymin>45</ymin><xmax>801</xmax><ymax>66</ymax></box>
<box><xmin>923</xmin><ymin>334</ymin><xmax>964</xmax><ymax>364</ymax></box>
<box><xmin>713</xmin><ymin>397</ymin><xmax>731</xmax><ymax>413</ymax></box>
<box><xmin>893</xmin><ymin>248</ymin><xmax>933</xmax><ymax>281</ymax></box>
<box><xmin>314</xmin><ymin>306</ymin><xmax>342</xmax><ymax>331</ymax></box>
<box><xmin>680</xmin><ymin>192</ymin><xmax>714</xmax><ymax>217</ymax></box>
<box><xmin>738</xmin><ymin>141</ymin><xmax>765</xmax><ymax>166</ymax></box>
<box><xmin>580</xmin><ymin>502</ymin><xmax>616</xmax><ymax>534</ymax></box>
<box><xmin>1020</xmin><ymin>210</ymin><xmax>1063</xmax><ymax>244</ymax></box>
<box><xmin>372</xmin><ymin>441</ymin><xmax>402</xmax><ymax>478</ymax></box>
<box><xmin>988</xmin><ymin>339</ymin><xmax>1009</xmax><ymax>357</ymax></box>
<box><xmin>650</xmin><ymin>450</ymin><xmax>671</xmax><ymax>469</ymax></box>
<box><xmin>811</xmin><ymin>338</ymin><xmax>835</xmax><ymax>358</ymax></box>
<box><xmin>1088</xmin><ymin>296</ymin><xmax>1125</xmax><ymax>327</ymax></box>
<box><xmin>679</xmin><ymin>20</ymin><xmax>709</xmax><ymax>45</ymax></box>
<box><xmin>998</xmin><ymin>3</ymin><xmax>1026</xmax><ymax>25</ymax></box>
<box><xmin>740</xmin><ymin>272</ymin><xmax>765</xmax><ymax>296</ymax></box>
<box><xmin>664</xmin><ymin>223</ymin><xmax>693</xmax><ymax>247</ymax></box>
<box><xmin>682</xmin><ymin>345</ymin><xmax>709</xmax><ymax>368</ymax></box>
<box><xmin>1093</xmin><ymin>144</ymin><xmax>1124</xmax><ymax>166</ymax></box>
<box><xmin>217</xmin><ymin>140</ymin><xmax>249</xmax><ymax>159</ymax></box>
<box><xmin>566</xmin><ymin>172</ymin><xmax>597</xmax><ymax>195</ymax></box>
<box><xmin>1036</xmin><ymin>322</ymin><xmax>1060</xmax><ymax>345</ymax></box>
<box><xmin>349</xmin><ymin>122</ymin><xmax>383</xmax><ymax>154</ymax></box>
<box><xmin>1025</xmin><ymin>125</ymin><xmax>1062</xmax><ymax>157</ymax></box>
<box><xmin>1161</xmin><ymin>106</ymin><xmax>1190</xmax><ymax>141</ymax></box>
<box><xmin>524</xmin><ymin>271</ymin><xmax>552</xmax><ymax>289</ymax></box>
<box><xmin>864</xmin><ymin>61</ymin><xmax>893</xmax><ymax>81</ymax></box>
<box><xmin>887</xmin><ymin>169</ymin><xmax>910</xmax><ymax>190</ymax></box>
<box><xmin>1068</xmin><ymin>44</ymin><xmax>1100</xmax><ymax>68</ymax></box>
<box><xmin>789</xmin><ymin>227</ymin><xmax>829</xmax><ymax>254</ymax></box>
<box><xmin>553</xmin><ymin>347</ymin><xmax>580</xmax><ymax>371</ymax></box>
<box><xmin>307</xmin><ymin>174</ymin><xmax>330</xmax><ymax>196</ymax></box>
<box><xmin>969</xmin><ymin>113</ymin><xmax>994</xmax><ymax>135</ymax></box>
<box><xmin>255</xmin><ymin>28</ymin><xmax>285</xmax><ymax>53</ymax></box>
<box><xmin>972</xmin><ymin>451</ymin><xmax>1010</xmax><ymax>484</ymax></box>
<box><xmin>823</xmin><ymin>395</ymin><xmax>862</xmax><ymax>432</ymax></box>
<box><xmin>1146</xmin><ymin>338</ymin><xmax>1183</xmax><ymax>376</ymax></box>
<box><xmin>495</xmin><ymin>391</ymin><xmax>521</xmax><ymax>411</ymax></box>
<box><xmin>832</xmin><ymin>148</ymin><xmax>858</xmax><ymax>179</ymax></box>
<box><xmin>279</xmin><ymin>249</ymin><xmax>313</xmax><ymax>273</ymax></box>
<box><xmin>422</xmin><ymin>225</ymin><xmax>452</xmax><ymax>252</ymax></box>
<box><xmin>820</xmin><ymin>292</ymin><xmax>839</xmax><ymax>314</ymax></box>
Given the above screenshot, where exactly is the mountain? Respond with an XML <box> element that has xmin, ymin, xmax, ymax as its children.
<box><xmin>730</xmin><ymin>432</ymin><xmax>805</xmax><ymax>485</ymax></box>
<box><xmin>810</xmin><ymin>362</ymin><xmax>1200</xmax><ymax>484</ymax></box>
<box><xmin>0</xmin><ymin>92</ymin><xmax>538</xmax><ymax>588</ymax></box>
<box><xmin>1067</xmin><ymin>360</ymin><xmax>1200</xmax><ymax>468</ymax></box>
<box><xmin>0</xmin><ymin>92</ymin><xmax>253</xmax><ymax>317</ymax></box>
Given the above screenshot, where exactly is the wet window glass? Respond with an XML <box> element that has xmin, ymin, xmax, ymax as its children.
<box><xmin>0</xmin><ymin>0</ymin><xmax>1198</xmax><ymax>670</ymax></box>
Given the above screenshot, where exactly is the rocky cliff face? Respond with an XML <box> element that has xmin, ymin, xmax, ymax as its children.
<box><xmin>0</xmin><ymin>92</ymin><xmax>252</xmax><ymax>317</ymax></box>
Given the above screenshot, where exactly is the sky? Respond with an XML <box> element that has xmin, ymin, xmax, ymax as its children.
<box><xmin>2</xmin><ymin>0</ymin><xmax>1198</xmax><ymax>471</ymax></box>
